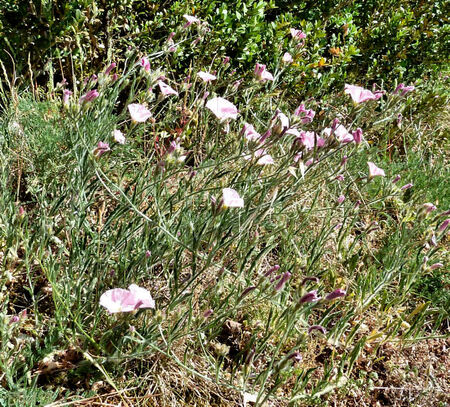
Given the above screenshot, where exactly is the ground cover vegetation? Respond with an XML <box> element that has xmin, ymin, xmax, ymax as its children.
<box><xmin>0</xmin><ymin>1</ymin><xmax>449</xmax><ymax>406</ymax></box>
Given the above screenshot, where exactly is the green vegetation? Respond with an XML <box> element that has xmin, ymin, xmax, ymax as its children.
<box><xmin>0</xmin><ymin>1</ymin><xmax>448</xmax><ymax>406</ymax></box>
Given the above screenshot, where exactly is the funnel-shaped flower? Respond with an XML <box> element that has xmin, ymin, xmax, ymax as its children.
<box><xmin>100</xmin><ymin>284</ymin><xmax>155</xmax><ymax>314</ymax></box>
<box><xmin>368</xmin><ymin>162</ymin><xmax>386</xmax><ymax>178</ymax></box>
<box><xmin>345</xmin><ymin>84</ymin><xmax>383</xmax><ymax>103</ymax></box>
<box><xmin>294</xmin><ymin>104</ymin><xmax>315</xmax><ymax>124</ymax></box>
<box><xmin>79</xmin><ymin>89</ymin><xmax>99</xmax><ymax>104</ymax></box>
<box><xmin>63</xmin><ymin>89</ymin><xmax>72</xmax><ymax>105</ymax></box>
<box><xmin>282</xmin><ymin>52</ymin><xmax>293</xmax><ymax>64</ymax></box>
<box><xmin>254</xmin><ymin>63</ymin><xmax>274</xmax><ymax>82</ymax></box>
<box><xmin>206</xmin><ymin>97</ymin><xmax>238</xmax><ymax>120</ymax></box>
<box><xmin>140</xmin><ymin>57</ymin><xmax>151</xmax><ymax>72</ymax></box>
<box><xmin>93</xmin><ymin>141</ymin><xmax>110</xmax><ymax>157</ymax></box>
<box><xmin>242</xmin><ymin>123</ymin><xmax>260</xmax><ymax>141</ymax></box>
<box><xmin>290</xmin><ymin>28</ymin><xmax>306</xmax><ymax>40</ymax></box>
<box><xmin>158</xmin><ymin>81</ymin><xmax>178</xmax><ymax>97</ymax></box>
<box><xmin>113</xmin><ymin>130</ymin><xmax>125</xmax><ymax>144</ymax></box>
<box><xmin>299</xmin><ymin>290</ymin><xmax>321</xmax><ymax>304</ymax></box>
<box><xmin>325</xmin><ymin>288</ymin><xmax>346</xmax><ymax>301</ymax></box>
<box><xmin>197</xmin><ymin>71</ymin><xmax>217</xmax><ymax>83</ymax></box>
<box><xmin>128</xmin><ymin>284</ymin><xmax>155</xmax><ymax>309</ymax></box>
<box><xmin>222</xmin><ymin>188</ymin><xmax>244</xmax><ymax>208</ymax></box>
<box><xmin>128</xmin><ymin>103</ymin><xmax>152</xmax><ymax>123</ymax></box>
<box><xmin>183</xmin><ymin>14</ymin><xmax>200</xmax><ymax>27</ymax></box>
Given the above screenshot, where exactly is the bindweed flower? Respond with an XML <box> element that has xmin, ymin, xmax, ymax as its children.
<box><xmin>290</xmin><ymin>28</ymin><xmax>306</xmax><ymax>40</ymax></box>
<box><xmin>293</xmin><ymin>104</ymin><xmax>315</xmax><ymax>124</ymax></box>
<box><xmin>295</xmin><ymin>131</ymin><xmax>325</xmax><ymax>150</ymax></box>
<box><xmin>264</xmin><ymin>265</ymin><xmax>280</xmax><ymax>277</ymax></box>
<box><xmin>299</xmin><ymin>290</ymin><xmax>321</xmax><ymax>304</ymax></box>
<box><xmin>352</xmin><ymin>128</ymin><xmax>363</xmax><ymax>144</ymax></box>
<box><xmin>337</xmin><ymin>195</ymin><xmax>346</xmax><ymax>204</ymax></box>
<box><xmin>99</xmin><ymin>284</ymin><xmax>155</xmax><ymax>313</ymax></box>
<box><xmin>430</xmin><ymin>263</ymin><xmax>443</xmax><ymax>270</ymax></box>
<box><xmin>259</xmin><ymin>129</ymin><xmax>271</xmax><ymax>144</ymax></box>
<box><xmin>254</xmin><ymin>63</ymin><xmax>274</xmax><ymax>82</ymax></box>
<box><xmin>197</xmin><ymin>71</ymin><xmax>217</xmax><ymax>83</ymax></box>
<box><xmin>242</xmin><ymin>123</ymin><xmax>260</xmax><ymax>141</ymax></box>
<box><xmin>282</xmin><ymin>52</ymin><xmax>293</xmax><ymax>64</ymax></box>
<box><xmin>393</xmin><ymin>174</ymin><xmax>401</xmax><ymax>184</ymax></box>
<box><xmin>275</xmin><ymin>272</ymin><xmax>292</xmax><ymax>291</ymax></box>
<box><xmin>335</xmin><ymin>174</ymin><xmax>345</xmax><ymax>182</ymax></box>
<box><xmin>222</xmin><ymin>188</ymin><xmax>244</xmax><ymax>208</ymax></box>
<box><xmin>271</xmin><ymin>110</ymin><xmax>289</xmax><ymax>135</ymax></box>
<box><xmin>79</xmin><ymin>89</ymin><xmax>99</xmax><ymax>104</ymax></box>
<box><xmin>341</xmin><ymin>156</ymin><xmax>348</xmax><ymax>166</ymax></box>
<box><xmin>393</xmin><ymin>83</ymin><xmax>415</xmax><ymax>96</ymax></box>
<box><xmin>183</xmin><ymin>14</ymin><xmax>200</xmax><ymax>28</ymax></box>
<box><xmin>112</xmin><ymin>129</ymin><xmax>125</xmax><ymax>144</ymax></box>
<box><xmin>223</xmin><ymin>56</ymin><xmax>230</xmax><ymax>64</ymax></box>
<box><xmin>62</xmin><ymin>89</ymin><xmax>72</xmax><ymax>105</ymax></box>
<box><xmin>203</xmin><ymin>309</ymin><xmax>214</xmax><ymax>318</ymax></box>
<box><xmin>401</xmin><ymin>183</ymin><xmax>413</xmax><ymax>191</ymax></box>
<box><xmin>335</xmin><ymin>125</ymin><xmax>353</xmax><ymax>143</ymax></box>
<box><xmin>308</xmin><ymin>325</ymin><xmax>327</xmax><ymax>335</ymax></box>
<box><xmin>104</xmin><ymin>62</ymin><xmax>116</xmax><ymax>75</ymax></box>
<box><xmin>140</xmin><ymin>57</ymin><xmax>151</xmax><ymax>72</ymax></box>
<box><xmin>158</xmin><ymin>81</ymin><xmax>178</xmax><ymax>97</ymax></box>
<box><xmin>9</xmin><ymin>315</ymin><xmax>20</xmax><ymax>325</ymax></box>
<box><xmin>439</xmin><ymin>219</ymin><xmax>449</xmax><ymax>232</ymax></box>
<box><xmin>128</xmin><ymin>103</ymin><xmax>152</xmax><ymax>123</ymax></box>
<box><xmin>344</xmin><ymin>84</ymin><xmax>383</xmax><ymax>104</ymax></box>
<box><xmin>240</xmin><ymin>286</ymin><xmax>257</xmax><ymax>299</ymax></box>
<box><xmin>244</xmin><ymin>149</ymin><xmax>274</xmax><ymax>165</ymax></box>
<box><xmin>368</xmin><ymin>162</ymin><xmax>386</xmax><ymax>178</ymax></box>
<box><xmin>301</xmin><ymin>276</ymin><xmax>319</xmax><ymax>285</ymax></box>
<box><xmin>287</xmin><ymin>351</ymin><xmax>303</xmax><ymax>363</ymax></box>
<box><xmin>145</xmin><ymin>250</ymin><xmax>151</xmax><ymax>258</ymax></box>
<box><xmin>325</xmin><ymin>288</ymin><xmax>346</xmax><ymax>301</ymax></box>
<box><xmin>167</xmin><ymin>32</ymin><xmax>175</xmax><ymax>42</ymax></box>
<box><xmin>93</xmin><ymin>141</ymin><xmax>110</xmax><ymax>158</ymax></box>
<box><xmin>422</xmin><ymin>203</ymin><xmax>437</xmax><ymax>214</ymax></box>
<box><xmin>206</xmin><ymin>97</ymin><xmax>238</xmax><ymax>120</ymax></box>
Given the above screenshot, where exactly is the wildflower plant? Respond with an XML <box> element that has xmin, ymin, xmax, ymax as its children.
<box><xmin>0</xmin><ymin>17</ymin><xmax>448</xmax><ymax>406</ymax></box>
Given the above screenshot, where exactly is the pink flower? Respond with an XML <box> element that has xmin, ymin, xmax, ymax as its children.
<box><xmin>368</xmin><ymin>162</ymin><xmax>386</xmax><ymax>178</ymax></box>
<box><xmin>99</xmin><ymin>285</ymin><xmax>154</xmax><ymax>313</ymax></box>
<box><xmin>244</xmin><ymin>149</ymin><xmax>274</xmax><ymax>165</ymax></box>
<box><xmin>79</xmin><ymin>89</ymin><xmax>99</xmax><ymax>104</ymax></box>
<box><xmin>63</xmin><ymin>89</ymin><xmax>72</xmax><ymax>105</ymax></box>
<box><xmin>430</xmin><ymin>263</ymin><xmax>443</xmax><ymax>270</ymax></box>
<box><xmin>299</xmin><ymin>290</ymin><xmax>321</xmax><ymax>304</ymax></box>
<box><xmin>158</xmin><ymin>81</ymin><xmax>178</xmax><ymax>97</ymax></box>
<box><xmin>113</xmin><ymin>130</ymin><xmax>125</xmax><ymax>144</ymax></box>
<box><xmin>394</xmin><ymin>83</ymin><xmax>415</xmax><ymax>96</ymax></box>
<box><xmin>401</xmin><ymin>183</ymin><xmax>413</xmax><ymax>191</ymax></box>
<box><xmin>335</xmin><ymin>175</ymin><xmax>344</xmax><ymax>182</ymax></box>
<box><xmin>105</xmin><ymin>62</ymin><xmax>116</xmax><ymax>75</ymax></box>
<box><xmin>275</xmin><ymin>272</ymin><xmax>292</xmax><ymax>291</ymax></box>
<box><xmin>264</xmin><ymin>265</ymin><xmax>280</xmax><ymax>277</ymax></box>
<box><xmin>439</xmin><ymin>219</ymin><xmax>449</xmax><ymax>232</ymax></box>
<box><xmin>393</xmin><ymin>174</ymin><xmax>401</xmax><ymax>184</ymax></box>
<box><xmin>271</xmin><ymin>110</ymin><xmax>289</xmax><ymax>135</ymax></box>
<box><xmin>334</xmin><ymin>124</ymin><xmax>353</xmax><ymax>143</ymax></box>
<box><xmin>337</xmin><ymin>195</ymin><xmax>345</xmax><ymax>204</ymax></box>
<box><xmin>93</xmin><ymin>141</ymin><xmax>110</xmax><ymax>157</ymax></box>
<box><xmin>422</xmin><ymin>203</ymin><xmax>436</xmax><ymax>214</ymax></box>
<box><xmin>242</xmin><ymin>123</ymin><xmax>260</xmax><ymax>141</ymax></box>
<box><xmin>128</xmin><ymin>103</ymin><xmax>152</xmax><ymax>122</ymax></box>
<box><xmin>282</xmin><ymin>52</ymin><xmax>293</xmax><ymax>64</ymax></box>
<box><xmin>254</xmin><ymin>63</ymin><xmax>274</xmax><ymax>82</ymax></box>
<box><xmin>99</xmin><ymin>288</ymin><xmax>139</xmax><ymax>313</ymax></box>
<box><xmin>290</xmin><ymin>28</ymin><xmax>306</xmax><ymax>40</ymax></box>
<box><xmin>206</xmin><ymin>97</ymin><xmax>238</xmax><ymax>120</ymax></box>
<box><xmin>140</xmin><ymin>57</ymin><xmax>151</xmax><ymax>72</ymax></box>
<box><xmin>296</xmin><ymin>131</ymin><xmax>325</xmax><ymax>150</ymax></box>
<box><xmin>222</xmin><ymin>188</ymin><xmax>244</xmax><ymax>208</ymax></box>
<box><xmin>183</xmin><ymin>14</ymin><xmax>200</xmax><ymax>28</ymax></box>
<box><xmin>128</xmin><ymin>284</ymin><xmax>155</xmax><ymax>309</ymax></box>
<box><xmin>294</xmin><ymin>104</ymin><xmax>315</xmax><ymax>124</ymax></box>
<box><xmin>203</xmin><ymin>309</ymin><xmax>214</xmax><ymax>318</ymax></box>
<box><xmin>325</xmin><ymin>289</ymin><xmax>346</xmax><ymax>300</ymax></box>
<box><xmin>352</xmin><ymin>128</ymin><xmax>363</xmax><ymax>144</ymax></box>
<box><xmin>197</xmin><ymin>71</ymin><xmax>217</xmax><ymax>83</ymax></box>
<box><xmin>344</xmin><ymin>84</ymin><xmax>383</xmax><ymax>104</ymax></box>
<box><xmin>308</xmin><ymin>325</ymin><xmax>327</xmax><ymax>335</ymax></box>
